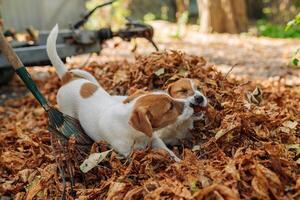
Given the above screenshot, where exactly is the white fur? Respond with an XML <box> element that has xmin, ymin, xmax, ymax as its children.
<box><xmin>47</xmin><ymin>25</ymin><xmax>194</xmax><ymax>161</ymax></box>
<box><xmin>46</xmin><ymin>24</ymin><xmax>67</xmax><ymax>79</ymax></box>
<box><xmin>68</xmin><ymin>69</ymin><xmax>99</xmax><ymax>85</ymax></box>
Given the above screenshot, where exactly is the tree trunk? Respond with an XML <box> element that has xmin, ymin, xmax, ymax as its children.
<box><xmin>197</xmin><ymin>0</ymin><xmax>248</xmax><ymax>33</ymax></box>
<box><xmin>175</xmin><ymin>0</ymin><xmax>189</xmax><ymax>21</ymax></box>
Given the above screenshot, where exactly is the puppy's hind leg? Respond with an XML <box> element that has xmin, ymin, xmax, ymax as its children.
<box><xmin>151</xmin><ymin>133</ymin><xmax>181</xmax><ymax>162</ymax></box>
<box><xmin>56</xmin><ymin>90</ymin><xmax>78</xmax><ymax>119</ymax></box>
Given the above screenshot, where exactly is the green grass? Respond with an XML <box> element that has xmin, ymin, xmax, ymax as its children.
<box><xmin>257</xmin><ymin>20</ymin><xmax>300</xmax><ymax>38</ymax></box>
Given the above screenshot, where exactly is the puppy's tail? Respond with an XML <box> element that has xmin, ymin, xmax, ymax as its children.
<box><xmin>46</xmin><ymin>24</ymin><xmax>68</xmax><ymax>79</ymax></box>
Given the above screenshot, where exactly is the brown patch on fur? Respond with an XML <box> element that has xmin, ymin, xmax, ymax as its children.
<box><xmin>129</xmin><ymin>94</ymin><xmax>184</xmax><ymax>137</ymax></box>
<box><xmin>61</xmin><ymin>72</ymin><xmax>86</xmax><ymax>85</ymax></box>
<box><xmin>123</xmin><ymin>89</ymin><xmax>148</xmax><ymax>104</ymax></box>
<box><xmin>80</xmin><ymin>82</ymin><xmax>98</xmax><ymax>98</ymax></box>
<box><xmin>167</xmin><ymin>78</ymin><xmax>194</xmax><ymax>99</ymax></box>
<box><xmin>191</xmin><ymin>79</ymin><xmax>206</xmax><ymax>96</ymax></box>
<box><xmin>61</xmin><ymin>72</ymin><xmax>74</xmax><ymax>85</ymax></box>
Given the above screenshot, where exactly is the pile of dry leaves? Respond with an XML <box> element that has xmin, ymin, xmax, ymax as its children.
<box><xmin>0</xmin><ymin>51</ymin><xmax>299</xmax><ymax>199</ymax></box>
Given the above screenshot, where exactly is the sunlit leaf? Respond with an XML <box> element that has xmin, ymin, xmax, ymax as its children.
<box><xmin>292</xmin><ymin>58</ymin><xmax>299</xmax><ymax>66</ymax></box>
<box><xmin>286</xmin><ymin>144</ymin><xmax>300</xmax><ymax>156</ymax></box>
<box><xmin>178</xmin><ymin>68</ymin><xmax>189</xmax><ymax>77</ymax></box>
<box><xmin>80</xmin><ymin>150</ymin><xmax>112</xmax><ymax>173</ymax></box>
<box><xmin>189</xmin><ymin>180</ymin><xmax>199</xmax><ymax>194</ymax></box>
<box><xmin>154</xmin><ymin>68</ymin><xmax>165</xmax><ymax>76</ymax></box>
<box><xmin>285</xmin><ymin>12</ymin><xmax>300</xmax><ymax>31</ymax></box>
<box><xmin>282</xmin><ymin>121</ymin><xmax>298</xmax><ymax>130</ymax></box>
<box><xmin>285</xmin><ymin>20</ymin><xmax>295</xmax><ymax>31</ymax></box>
<box><xmin>192</xmin><ymin>145</ymin><xmax>201</xmax><ymax>152</ymax></box>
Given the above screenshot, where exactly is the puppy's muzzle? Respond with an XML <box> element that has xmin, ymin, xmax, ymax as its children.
<box><xmin>190</xmin><ymin>94</ymin><xmax>207</xmax><ymax>107</ymax></box>
<box><xmin>195</xmin><ymin>95</ymin><xmax>204</xmax><ymax>105</ymax></box>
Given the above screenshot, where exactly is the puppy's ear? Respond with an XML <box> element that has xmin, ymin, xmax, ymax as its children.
<box><xmin>123</xmin><ymin>89</ymin><xmax>147</xmax><ymax>104</ymax></box>
<box><xmin>129</xmin><ymin>107</ymin><xmax>152</xmax><ymax>137</ymax></box>
<box><xmin>193</xmin><ymin>79</ymin><xmax>201</xmax><ymax>87</ymax></box>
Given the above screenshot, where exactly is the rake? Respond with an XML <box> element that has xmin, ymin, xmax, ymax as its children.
<box><xmin>0</xmin><ymin>30</ymin><xmax>94</xmax><ymax>198</ymax></box>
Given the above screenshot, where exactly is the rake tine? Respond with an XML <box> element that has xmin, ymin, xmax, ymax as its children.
<box><xmin>50</xmin><ymin>129</ymin><xmax>67</xmax><ymax>200</ymax></box>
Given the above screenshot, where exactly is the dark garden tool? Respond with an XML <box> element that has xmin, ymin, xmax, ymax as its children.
<box><xmin>72</xmin><ymin>0</ymin><xmax>159</xmax><ymax>51</ymax></box>
<box><xmin>0</xmin><ymin>30</ymin><xmax>92</xmax><ymax>144</ymax></box>
<box><xmin>0</xmin><ymin>29</ymin><xmax>93</xmax><ymax>198</ymax></box>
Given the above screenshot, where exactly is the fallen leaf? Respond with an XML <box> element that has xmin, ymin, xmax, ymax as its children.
<box><xmin>282</xmin><ymin>120</ymin><xmax>298</xmax><ymax>130</ymax></box>
<box><xmin>253</xmin><ymin>125</ymin><xmax>270</xmax><ymax>138</ymax></box>
<box><xmin>80</xmin><ymin>150</ymin><xmax>112</xmax><ymax>173</ymax></box>
<box><xmin>286</xmin><ymin>144</ymin><xmax>300</xmax><ymax>156</ymax></box>
<box><xmin>246</xmin><ymin>86</ymin><xmax>263</xmax><ymax>105</ymax></box>
<box><xmin>154</xmin><ymin>68</ymin><xmax>165</xmax><ymax>76</ymax></box>
<box><xmin>107</xmin><ymin>182</ymin><xmax>130</xmax><ymax>200</ymax></box>
<box><xmin>225</xmin><ymin>160</ymin><xmax>240</xmax><ymax>180</ymax></box>
<box><xmin>279</xmin><ymin>126</ymin><xmax>291</xmax><ymax>134</ymax></box>
<box><xmin>193</xmin><ymin>184</ymin><xmax>238</xmax><ymax>199</ymax></box>
<box><xmin>113</xmin><ymin>70</ymin><xmax>128</xmax><ymax>83</ymax></box>
<box><xmin>252</xmin><ymin>176</ymin><xmax>270</xmax><ymax>199</ymax></box>
<box><xmin>215</xmin><ymin>115</ymin><xmax>240</xmax><ymax>140</ymax></box>
<box><xmin>178</xmin><ymin>68</ymin><xmax>189</xmax><ymax>77</ymax></box>
<box><xmin>192</xmin><ymin>145</ymin><xmax>201</xmax><ymax>152</ymax></box>
<box><xmin>256</xmin><ymin>164</ymin><xmax>281</xmax><ymax>186</ymax></box>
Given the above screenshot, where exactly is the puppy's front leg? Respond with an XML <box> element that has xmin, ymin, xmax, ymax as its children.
<box><xmin>151</xmin><ymin>133</ymin><xmax>181</xmax><ymax>162</ymax></box>
<box><xmin>109</xmin><ymin>138</ymin><xmax>134</xmax><ymax>158</ymax></box>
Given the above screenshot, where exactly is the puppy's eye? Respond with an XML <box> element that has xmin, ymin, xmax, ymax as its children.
<box><xmin>179</xmin><ymin>89</ymin><xmax>187</xmax><ymax>93</ymax></box>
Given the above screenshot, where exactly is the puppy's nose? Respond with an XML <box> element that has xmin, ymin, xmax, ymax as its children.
<box><xmin>195</xmin><ymin>95</ymin><xmax>204</xmax><ymax>104</ymax></box>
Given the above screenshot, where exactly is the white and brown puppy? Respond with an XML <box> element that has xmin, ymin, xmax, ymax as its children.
<box><xmin>157</xmin><ymin>78</ymin><xmax>207</xmax><ymax>145</ymax></box>
<box><xmin>47</xmin><ymin>25</ymin><xmax>193</xmax><ymax>161</ymax></box>
<box><xmin>121</xmin><ymin>78</ymin><xmax>208</xmax><ymax>145</ymax></box>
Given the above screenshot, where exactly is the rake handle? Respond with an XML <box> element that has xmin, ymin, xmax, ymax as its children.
<box><xmin>0</xmin><ymin>30</ymin><xmax>23</xmax><ymax>69</ymax></box>
<box><xmin>0</xmin><ymin>30</ymin><xmax>49</xmax><ymax>109</ymax></box>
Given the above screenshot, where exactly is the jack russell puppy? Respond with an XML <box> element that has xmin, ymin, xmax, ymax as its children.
<box><xmin>47</xmin><ymin>25</ymin><xmax>194</xmax><ymax>161</ymax></box>
<box><xmin>120</xmin><ymin>78</ymin><xmax>208</xmax><ymax>145</ymax></box>
<box><xmin>162</xmin><ymin>78</ymin><xmax>208</xmax><ymax>145</ymax></box>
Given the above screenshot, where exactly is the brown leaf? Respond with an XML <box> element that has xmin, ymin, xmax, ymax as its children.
<box><xmin>193</xmin><ymin>184</ymin><xmax>238</xmax><ymax>200</ymax></box>
<box><xmin>251</xmin><ymin>176</ymin><xmax>270</xmax><ymax>199</ymax></box>
<box><xmin>107</xmin><ymin>182</ymin><xmax>131</xmax><ymax>200</ymax></box>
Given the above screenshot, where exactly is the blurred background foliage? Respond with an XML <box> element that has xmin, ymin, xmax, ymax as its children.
<box><xmin>85</xmin><ymin>0</ymin><xmax>300</xmax><ymax>38</ymax></box>
<box><xmin>85</xmin><ymin>0</ymin><xmax>131</xmax><ymax>31</ymax></box>
<box><xmin>253</xmin><ymin>0</ymin><xmax>300</xmax><ymax>38</ymax></box>
<box><xmin>257</xmin><ymin>19</ymin><xmax>300</xmax><ymax>38</ymax></box>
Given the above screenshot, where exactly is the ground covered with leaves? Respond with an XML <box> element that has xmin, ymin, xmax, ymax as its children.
<box><xmin>0</xmin><ymin>51</ymin><xmax>299</xmax><ymax>199</ymax></box>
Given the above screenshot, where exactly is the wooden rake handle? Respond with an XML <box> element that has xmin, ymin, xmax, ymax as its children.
<box><xmin>0</xmin><ymin>30</ymin><xmax>23</xmax><ymax>69</ymax></box>
<box><xmin>0</xmin><ymin>29</ymin><xmax>49</xmax><ymax>109</ymax></box>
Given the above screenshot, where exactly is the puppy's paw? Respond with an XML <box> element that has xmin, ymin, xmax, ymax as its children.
<box><xmin>168</xmin><ymin>151</ymin><xmax>181</xmax><ymax>162</ymax></box>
